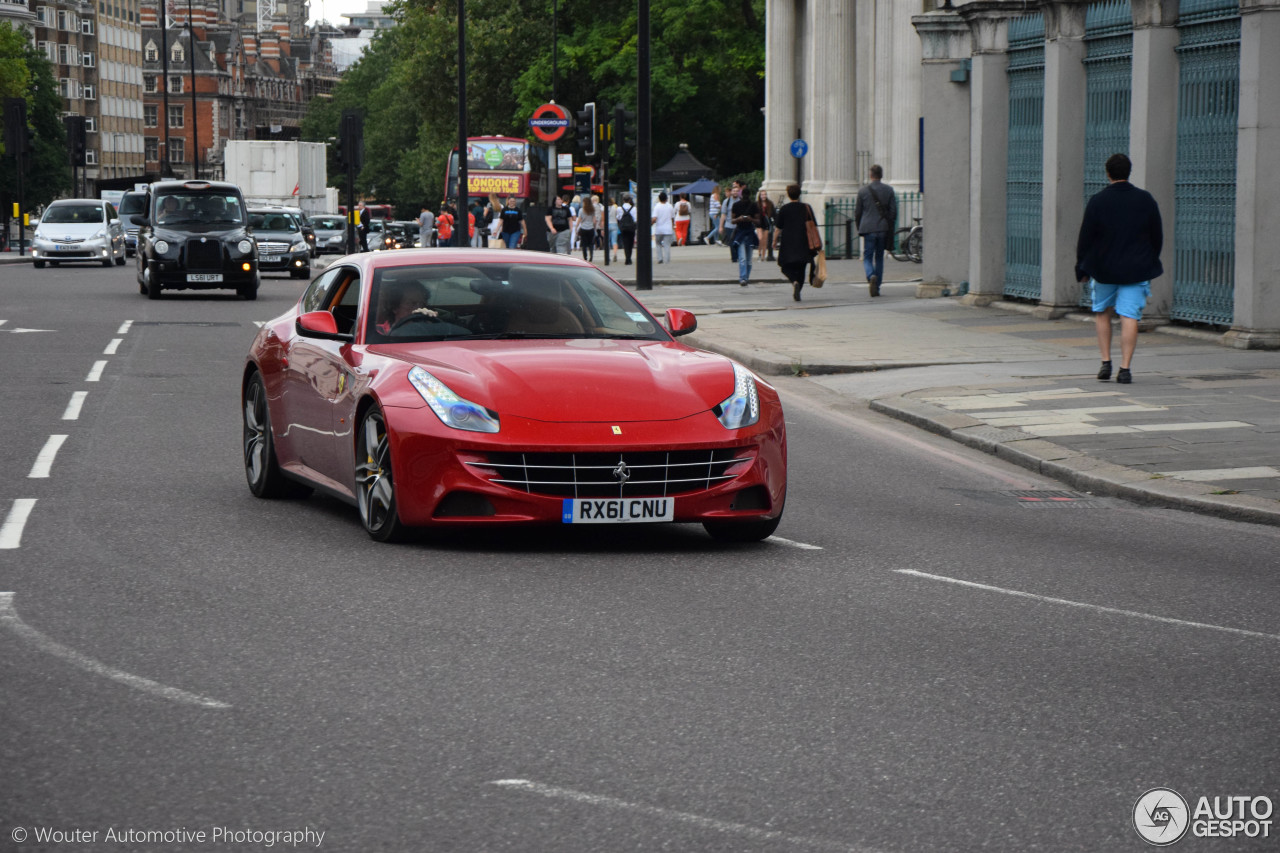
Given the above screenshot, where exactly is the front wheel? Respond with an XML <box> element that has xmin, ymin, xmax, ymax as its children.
<box><xmin>243</xmin><ymin>372</ymin><xmax>310</xmax><ymax>499</ymax></box>
<box><xmin>907</xmin><ymin>228</ymin><xmax>922</xmax><ymax>264</ymax></box>
<box><xmin>890</xmin><ymin>228</ymin><xmax>913</xmax><ymax>262</ymax></box>
<box><xmin>33</xmin><ymin>260</ymin><xmax>45</xmax><ymax>269</ymax></box>
<box><xmin>355</xmin><ymin>407</ymin><xmax>408</xmax><ymax>542</ymax></box>
<box><xmin>703</xmin><ymin>495</ymin><xmax>785</xmax><ymax>543</ymax></box>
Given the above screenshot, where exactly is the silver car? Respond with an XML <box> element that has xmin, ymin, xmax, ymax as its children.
<box><xmin>310</xmin><ymin>214</ymin><xmax>349</xmax><ymax>254</ymax></box>
<box><xmin>31</xmin><ymin>198</ymin><xmax>127</xmax><ymax>268</ymax></box>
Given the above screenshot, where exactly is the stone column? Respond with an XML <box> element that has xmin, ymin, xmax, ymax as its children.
<box><xmin>1129</xmin><ymin>0</ymin><xmax>1179</xmax><ymax>324</ymax></box>
<box><xmin>1035</xmin><ymin>1</ymin><xmax>1088</xmax><ymax>318</ymax></box>
<box><xmin>960</xmin><ymin>5</ymin><xmax>1012</xmax><ymax>306</ymax></box>
<box><xmin>889</xmin><ymin>1</ymin><xmax>924</xmax><ymax>192</ymax></box>
<box><xmin>911</xmin><ymin>9</ymin><xmax>973</xmax><ymax>296</ymax></box>
<box><xmin>809</xmin><ymin>0</ymin><xmax>859</xmax><ymax>212</ymax></box>
<box><xmin>1225</xmin><ymin>0</ymin><xmax>1280</xmax><ymax>348</ymax></box>
<box><xmin>763</xmin><ymin>0</ymin><xmax>799</xmax><ymax>198</ymax></box>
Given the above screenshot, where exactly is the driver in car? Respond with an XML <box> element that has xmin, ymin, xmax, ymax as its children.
<box><xmin>157</xmin><ymin>196</ymin><xmax>181</xmax><ymax>224</ymax></box>
<box><xmin>376</xmin><ymin>280</ymin><xmax>435</xmax><ymax>334</ymax></box>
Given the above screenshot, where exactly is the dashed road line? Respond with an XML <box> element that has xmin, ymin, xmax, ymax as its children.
<box><xmin>103</xmin><ymin>338</ymin><xmax>123</xmax><ymax>355</ymax></box>
<box><xmin>895</xmin><ymin>569</ymin><xmax>1280</xmax><ymax>642</ymax></box>
<box><xmin>86</xmin><ymin>360</ymin><xmax>107</xmax><ymax>382</ymax></box>
<box><xmin>768</xmin><ymin>536</ymin><xmax>823</xmax><ymax>550</ymax></box>
<box><xmin>489</xmin><ymin>779</ymin><xmax>873</xmax><ymax>852</ymax></box>
<box><xmin>0</xmin><ymin>500</ymin><xmax>37</xmax><ymax>550</ymax></box>
<box><xmin>116</xmin><ymin>320</ymin><xmax>132</xmax><ymax>335</ymax></box>
<box><xmin>28</xmin><ymin>435</ymin><xmax>68</xmax><ymax>479</ymax></box>
<box><xmin>61</xmin><ymin>391</ymin><xmax>88</xmax><ymax>420</ymax></box>
<box><xmin>0</xmin><ymin>593</ymin><xmax>232</xmax><ymax>709</ymax></box>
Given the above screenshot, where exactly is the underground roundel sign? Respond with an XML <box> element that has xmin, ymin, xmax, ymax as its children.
<box><xmin>529</xmin><ymin>103</ymin><xmax>571</xmax><ymax>143</ymax></box>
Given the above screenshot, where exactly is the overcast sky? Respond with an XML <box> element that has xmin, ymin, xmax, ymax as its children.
<box><xmin>307</xmin><ymin>0</ymin><xmax>365</xmax><ymax>27</ymax></box>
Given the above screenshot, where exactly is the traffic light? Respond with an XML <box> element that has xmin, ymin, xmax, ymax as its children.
<box><xmin>64</xmin><ymin>115</ymin><xmax>87</xmax><ymax>167</ymax></box>
<box><xmin>340</xmin><ymin>109</ymin><xmax>364</xmax><ymax>175</ymax></box>
<box><xmin>4</xmin><ymin>97</ymin><xmax>28</xmax><ymax>160</ymax></box>
<box><xmin>613</xmin><ymin>103</ymin><xmax>636</xmax><ymax>155</ymax></box>
<box><xmin>576</xmin><ymin>102</ymin><xmax>596</xmax><ymax>157</ymax></box>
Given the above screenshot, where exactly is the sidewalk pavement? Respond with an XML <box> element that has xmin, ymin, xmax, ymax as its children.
<box><xmin>608</xmin><ymin>243</ymin><xmax>1280</xmax><ymax>527</ymax></box>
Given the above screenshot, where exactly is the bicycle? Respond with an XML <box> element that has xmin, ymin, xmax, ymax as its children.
<box><xmin>890</xmin><ymin>217</ymin><xmax>922</xmax><ymax>264</ymax></box>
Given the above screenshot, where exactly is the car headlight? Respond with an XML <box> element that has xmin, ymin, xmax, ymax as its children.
<box><xmin>238</xmin><ymin>239</ymin><xmax>253</xmax><ymax>254</ymax></box>
<box><xmin>291</xmin><ymin>239</ymin><xmax>306</xmax><ymax>251</ymax></box>
<box><xmin>154</xmin><ymin>239</ymin><xmax>170</xmax><ymax>254</ymax></box>
<box><xmin>407</xmin><ymin>366</ymin><xmax>500</xmax><ymax>433</ymax></box>
<box><xmin>715</xmin><ymin>363</ymin><xmax>760</xmax><ymax>429</ymax></box>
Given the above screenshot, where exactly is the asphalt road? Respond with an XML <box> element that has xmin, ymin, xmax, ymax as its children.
<box><xmin>2</xmin><ymin>261</ymin><xmax>1278</xmax><ymax>852</ymax></box>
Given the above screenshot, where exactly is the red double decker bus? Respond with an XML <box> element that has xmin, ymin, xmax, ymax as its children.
<box><xmin>446</xmin><ymin>137</ymin><xmax>548</xmax><ymax>206</ymax></box>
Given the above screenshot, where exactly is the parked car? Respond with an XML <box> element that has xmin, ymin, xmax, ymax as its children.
<box><xmin>30</xmin><ymin>198</ymin><xmax>127</xmax><ymax>268</ymax></box>
<box><xmin>248</xmin><ymin>208</ymin><xmax>312</xmax><ymax>279</ymax></box>
<box><xmin>117</xmin><ymin>191</ymin><xmax>148</xmax><ymax>256</ymax></box>
<box><xmin>135</xmin><ymin>180</ymin><xmax>260</xmax><ymax>300</ymax></box>
<box><xmin>311</xmin><ymin>214</ymin><xmax>349</xmax><ymax>254</ymax></box>
<box><xmin>241</xmin><ymin>249</ymin><xmax>787</xmax><ymax>542</ymax></box>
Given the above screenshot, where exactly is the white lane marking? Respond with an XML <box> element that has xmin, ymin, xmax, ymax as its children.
<box><xmin>86</xmin><ymin>360</ymin><xmax>107</xmax><ymax>382</ymax></box>
<box><xmin>0</xmin><ymin>500</ymin><xmax>38</xmax><ymax>549</ymax></box>
<box><xmin>490</xmin><ymin>779</ymin><xmax>873</xmax><ymax>852</ymax></box>
<box><xmin>1160</xmin><ymin>466</ymin><xmax>1280</xmax><ymax>482</ymax></box>
<box><xmin>103</xmin><ymin>338</ymin><xmax>123</xmax><ymax>355</ymax></box>
<box><xmin>0</xmin><ymin>592</ymin><xmax>232</xmax><ymax>709</ymax></box>
<box><xmin>895</xmin><ymin>569</ymin><xmax>1280</xmax><ymax>642</ymax></box>
<box><xmin>28</xmin><ymin>435</ymin><xmax>68</xmax><ymax>479</ymax></box>
<box><xmin>61</xmin><ymin>391</ymin><xmax>88</xmax><ymax>420</ymax></box>
<box><xmin>117</xmin><ymin>320</ymin><xmax>132</xmax><ymax>334</ymax></box>
<box><xmin>253</xmin><ymin>321</ymin><xmax>267</xmax><ymax>328</ymax></box>
<box><xmin>768</xmin><ymin>535</ymin><xmax>823</xmax><ymax>550</ymax></box>
<box><xmin>0</xmin><ymin>320</ymin><xmax>5</xmax><ymax>327</ymax></box>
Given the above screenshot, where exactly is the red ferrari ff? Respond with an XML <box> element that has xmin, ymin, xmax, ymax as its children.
<box><xmin>242</xmin><ymin>249</ymin><xmax>787</xmax><ymax>542</ymax></box>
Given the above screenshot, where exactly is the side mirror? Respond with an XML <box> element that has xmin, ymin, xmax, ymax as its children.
<box><xmin>137</xmin><ymin>215</ymin><xmax>150</xmax><ymax>227</ymax></box>
<box><xmin>665</xmin><ymin>308</ymin><xmax>698</xmax><ymax>337</ymax></box>
<box><xmin>296</xmin><ymin>310</ymin><xmax>352</xmax><ymax>342</ymax></box>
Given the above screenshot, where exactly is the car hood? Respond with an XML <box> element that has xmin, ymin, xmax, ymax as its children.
<box><xmin>377</xmin><ymin>339</ymin><xmax>736</xmax><ymax>422</ymax></box>
<box><xmin>252</xmin><ymin>230</ymin><xmax>304</xmax><ymax>241</ymax></box>
<box><xmin>36</xmin><ymin>222</ymin><xmax>107</xmax><ymax>238</ymax></box>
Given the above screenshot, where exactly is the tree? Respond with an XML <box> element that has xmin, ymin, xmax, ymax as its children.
<box><xmin>1</xmin><ymin>23</ymin><xmax>71</xmax><ymax>233</ymax></box>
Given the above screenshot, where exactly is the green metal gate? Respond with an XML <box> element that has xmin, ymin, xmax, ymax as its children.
<box><xmin>1172</xmin><ymin>0</ymin><xmax>1239</xmax><ymax>326</ymax></box>
<box><xmin>1004</xmin><ymin>13</ymin><xmax>1045</xmax><ymax>301</ymax></box>
<box><xmin>1081</xmin><ymin>1</ymin><xmax>1133</xmax><ymax>307</ymax></box>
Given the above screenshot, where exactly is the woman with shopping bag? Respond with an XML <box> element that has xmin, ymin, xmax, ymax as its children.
<box><xmin>772</xmin><ymin>183</ymin><xmax>824</xmax><ymax>301</ymax></box>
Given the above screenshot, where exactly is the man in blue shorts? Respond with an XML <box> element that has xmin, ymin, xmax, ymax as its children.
<box><xmin>1076</xmin><ymin>153</ymin><xmax>1164</xmax><ymax>384</ymax></box>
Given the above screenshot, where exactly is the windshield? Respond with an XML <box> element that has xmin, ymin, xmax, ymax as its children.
<box><xmin>154</xmin><ymin>192</ymin><xmax>246</xmax><ymax>226</ymax></box>
<box><xmin>43</xmin><ymin>204</ymin><xmax>104</xmax><ymax>224</ymax></box>
<box><xmin>118</xmin><ymin>194</ymin><xmax>147</xmax><ymax>215</ymax></box>
<box><xmin>249</xmin><ymin>212</ymin><xmax>301</xmax><ymax>232</ymax></box>
<box><xmin>313</xmin><ymin>217</ymin><xmax>345</xmax><ymax>230</ymax></box>
<box><xmin>366</xmin><ymin>263</ymin><xmax>669</xmax><ymax>344</ymax></box>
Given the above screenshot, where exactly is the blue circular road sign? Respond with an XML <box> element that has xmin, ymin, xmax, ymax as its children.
<box><xmin>790</xmin><ymin>139</ymin><xmax>809</xmax><ymax>158</ymax></box>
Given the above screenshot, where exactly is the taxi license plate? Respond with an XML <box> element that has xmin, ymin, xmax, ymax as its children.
<box><xmin>562</xmin><ymin>497</ymin><xmax>674</xmax><ymax>524</ymax></box>
<box><xmin>187</xmin><ymin>273</ymin><xmax>223</xmax><ymax>283</ymax></box>
<box><xmin>260</xmin><ymin>254</ymin><xmax>281</xmax><ymax>263</ymax></box>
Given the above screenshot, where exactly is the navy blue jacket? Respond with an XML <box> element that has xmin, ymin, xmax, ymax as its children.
<box><xmin>1075</xmin><ymin>181</ymin><xmax>1163</xmax><ymax>285</ymax></box>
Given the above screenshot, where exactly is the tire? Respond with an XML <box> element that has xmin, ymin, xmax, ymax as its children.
<box><xmin>115</xmin><ymin>254</ymin><xmax>126</xmax><ymax>266</ymax></box>
<box><xmin>147</xmin><ymin>272</ymin><xmax>162</xmax><ymax>299</ymax></box>
<box><xmin>890</xmin><ymin>228</ymin><xmax>913</xmax><ymax>262</ymax></box>
<box><xmin>907</xmin><ymin>228</ymin><xmax>922</xmax><ymax>264</ymax></box>
<box><xmin>33</xmin><ymin>260</ymin><xmax>45</xmax><ymax>269</ymax></box>
<box><xmin>355</xmin><ymin>407</ymin><xmax>408</xmax><ymax>542</ymax></box>
<box><xmin>243</xmin><ymin>372</ymin><xmax>310</xmax><ymax>499</ymax></box>
<box><xmin>702</xmin><ymin>495</ymin><xmax>785</xmax><ymax>543</ymax></box>
<box><xmin>102</xmin><ymin>257</ymin><xmax>113</xmax><ymax>268</ymax></box>
<box><xmin>291</xmin><ymin>267</ymin><xmax>310</xmax><ymax>280</ymax></box>
<box><xmin>239</xmin><ymin>283</ymin><xmax>259</xmax><ymax>301</ymax></box>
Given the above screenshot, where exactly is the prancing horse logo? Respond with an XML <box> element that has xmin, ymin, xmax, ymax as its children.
<box><xmin>612</xmin><ymin>461</ymin><xmax>631</xmax><ymax>485</ymax></box>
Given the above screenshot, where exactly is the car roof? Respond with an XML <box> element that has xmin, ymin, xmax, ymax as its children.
<box><xmin>47</xmin><ymin>198</ymin><xmax>107</xmax><ymax>206</ymax></box>
<box><xmin>150</xmin><ymin>180</ymin><xmax>241</xmax><ymax>193</ymax></box>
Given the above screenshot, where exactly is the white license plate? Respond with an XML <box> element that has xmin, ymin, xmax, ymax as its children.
<box><xmin>187</xmin><ymin>273</ymin><xmax>223</xmax><ymax>283</ymax></box>
<box><xmin>562</xmin><ymin>497</ymin><xmax>674</xmax><ymax>524</ymax></box>
<box><xmin>260</xmin><ymin>254</ymin><xmax>281</xmax><ymax>263</ymax></box>
<box><xmin>54</xmin><ymin>244</ymin><xmax>80</xmax><ymax>252</ymax></box>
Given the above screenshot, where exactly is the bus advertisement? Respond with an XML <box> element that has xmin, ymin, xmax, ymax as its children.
<box><xmin>446</xmin><ymin>137</ymin><xmax>547</xmax><ymax>204</ymax></box>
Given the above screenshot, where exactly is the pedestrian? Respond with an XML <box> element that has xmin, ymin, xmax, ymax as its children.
<box><xmin>435</xmin><ymin>202</ymin><xmax>454</xmax><ymax>247</ymax></box>
<box><xmin>569</xmin><ymin>194</ymin><xmax>582</xmax><ymax>251</ymax></box>
<box><xmin>707</xmin><ymin>188</ymin><xmax>722</xmax><ymax>245</ymax></box>
<box><xmin>357</xmin><ymin>201</ymin><xmax>371</xmax><ymax>252</ymax></box>
<box><xmin>651</xmin><ymin>191</ymin><xmax>676</xmax><ymax>264</ymax></box>
<box><xmin>499</xmin><ymin>196</ymin><xmax>526</xmax><ymax>249</ymax></box>
<box><xmin>616</xmin><ymin>193</ymin><xmax>638</xmax><ymax>265</ymax></box>
<box><xmin>719</xmin><ymin>182</ymin><xmax>742</xmax><ymax>263</ymax></box>
<box><xmin>1076</xmin><ymin>153</ymin><xmax>1164</xmax><ymax>385</ymax></box>
<box><xmin>756</xmin><ymin>189</ymin><xmax>776</xmax><ymax>262</ymax></box>
<box><xmin>545</xmin><ymin>195</ymin><xmax>572</xmax><ymax>254</ymax></box>
<box><xmin>772</xmin><ymin>183</ymin><xmax>819</xmax><ymax>302</ymax></box>
<box><xmin>854</xmin><ymin>164</ymin><xmax>897</xmax><ymax>297</ymax></box>
<box><xmin>417</xmin><ymin>203</ymin><xmax>434</xmax><ymax>249</ymax></box>
<box><xmin>674</xmin><ymin>194</ymin><xmax>692</xmax><ymax>246</ymax></box>
<box><xmin>469</xmin><ymin>197</ymin><xmax>485</xmax><ymax>247</ymax></box>
<box><xmin>578</xmin><ymin>194</ymin><xmax>599</xmax><ymax>263</ymax></box>
<box><xmin>729</xmin><ymin>181</ymin><xmax>761</xmax><ymax>285</ymax></box>
<box><xmin>608</xmin><ymin>196</ymin><xmax>620</xmax><ymax>262</ymax></box>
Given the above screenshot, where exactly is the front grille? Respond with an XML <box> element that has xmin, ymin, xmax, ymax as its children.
<box><xmin>185</xmin><ymin>239</ymin><xmax>223</xmax><ymax>271</ymax></box>
<box><xmin>256</xmin><ymin>240</ymin><xmax>292</xmax><ymax>254</ymax></box>
<box><xmin>467</xmin><ymin>449</ymin><xmax>750</xmax><ymax>499</ymax></box>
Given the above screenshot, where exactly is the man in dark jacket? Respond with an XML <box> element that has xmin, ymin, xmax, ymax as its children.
<box><xmin>854</xmin><ymin>165</ymin><xmax>897</xmax><ymax>297</ymax></box>
<box><xmin>1076</xmin><ymin>153</ymin><xmax>1163</xmax><ymax>384</ymax></box>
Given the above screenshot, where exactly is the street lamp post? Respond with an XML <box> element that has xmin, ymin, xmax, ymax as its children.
<box><xmin>187</xmin><ymin>0</ymin><xmax>199</xmax><ymax>179</ymax></box>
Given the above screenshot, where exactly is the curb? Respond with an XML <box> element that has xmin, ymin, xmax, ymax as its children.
<box><xmin>869</xmin><ymin>394</ymin><xmax>1280</xmax><ymax>528</ymax></box>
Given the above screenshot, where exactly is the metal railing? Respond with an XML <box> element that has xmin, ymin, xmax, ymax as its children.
<box><xmin>823</xmin><ymin>191</ymin><xmax>923</xmax><ymax>260</ymax></box>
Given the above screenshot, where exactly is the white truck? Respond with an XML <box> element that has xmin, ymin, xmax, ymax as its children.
<box><xmin>222</xmin><ymin>140</ymin><xmax>338</xmax><ymax>215</ymax></box>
